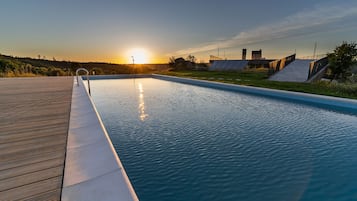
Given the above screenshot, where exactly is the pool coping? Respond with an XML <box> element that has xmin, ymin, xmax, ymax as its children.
<box><xmin>61</xmin><ymin>77</ymin><xmax>138</xmax><ymax>201</ymax></box>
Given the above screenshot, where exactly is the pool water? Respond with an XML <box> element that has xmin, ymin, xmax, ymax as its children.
<box><xmin>89</xmin><ymin>78</ymin><xmax>357</xmax><ymax>201</ymax></box>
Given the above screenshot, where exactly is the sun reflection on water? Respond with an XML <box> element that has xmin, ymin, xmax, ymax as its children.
<box><xmin>138</xmin><ymin>82</ymin><xmax>148</xmax><ymax>121</ymax></box>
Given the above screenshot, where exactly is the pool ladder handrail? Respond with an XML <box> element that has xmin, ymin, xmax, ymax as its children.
<box><xmin>76</xmin><ymin>68</ymin><xmax>91</xmax><ymax>95</ymax></box>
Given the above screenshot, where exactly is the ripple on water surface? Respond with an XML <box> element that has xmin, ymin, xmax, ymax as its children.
<box><xmin>89</xmin><ymin>78</ymin><xmax>357</xmax><ymax>201</ymax></box>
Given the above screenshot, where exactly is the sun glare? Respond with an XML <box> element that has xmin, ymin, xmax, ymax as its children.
<box><xmin>128</xmin><ymin>48</ymin><xmax>149</xmax><ymax>64</ymax></box>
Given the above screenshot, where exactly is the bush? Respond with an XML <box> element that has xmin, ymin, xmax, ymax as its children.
<box><xmin>328</xmin><ymin>41</ymin><xmax>357</xmax><ymax>81</ymax></box>
<box><xmin>46</xmin><ymin>67</ymin><xmax>66</xmax><ymax>76</ymax></box>
<box><xmin>90</xmin><ymin>67</ymin><xmax>104</xmax><ymax>75</ymax></box>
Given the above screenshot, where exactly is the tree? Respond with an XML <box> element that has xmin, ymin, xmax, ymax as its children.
<box><xmin>91</xmin><ymin>67</ymin><xmax>104</xmax><ymax>75</ymax></box>
<box><xmin>70</xmin><ymin>62</ymin><xmax>82</xmax><ymax>73</ymax></box>
<box><xmin>168</xmin><ymin>55</ymin><xmax>197</xmax><ymax>71</ymax></box>
<box><xmin>168</xmin><ymin>56</ymin><xmax>176</xmax><ymax>67</ymax></box>
<box><xmin>328</xmin><ymin>41</ymin><xmax>357</xmax><ymax>81</ymax></box>
<box><xmin>186</xmin><ymin>54</ymin><xmax>196</xmax><ymax>63</ymax></box>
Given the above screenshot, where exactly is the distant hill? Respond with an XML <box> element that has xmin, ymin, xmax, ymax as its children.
<box><xmin>0</xmin><ymin>54</ymin><xmax>170</xmax><ymax>77</ymax></box>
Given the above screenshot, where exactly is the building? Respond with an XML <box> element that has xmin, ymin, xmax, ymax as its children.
<box><xmin>209</xmin><ymin>60</ymin><xmax>249</xmax><ymax>71</ymax></box>
<box><xmin>242</xmin><ymin>48</ymin><xmax>247</xmax><ymax>60</ymax></box>
<box><xmin>252</xmin><ymin>49</ymin><xmax>262</xmax><ymax>60</ymax></box>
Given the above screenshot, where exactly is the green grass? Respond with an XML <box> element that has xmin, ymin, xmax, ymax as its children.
<box><xmin>160</xmin><ymin>69</ymin><xmax>357</xmax><ymax>99</ymax></box>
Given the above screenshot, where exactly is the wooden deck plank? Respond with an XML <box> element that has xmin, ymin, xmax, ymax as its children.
<box><xmin>0</xmin><ymin>177</ymin><xmax>63</xmax><ymax>201</ymax></box>
<box><xmin>0</xmin><ymin>151</ymin><xmax>65</xmax><ymax>171</ymax></box>
<box><xmin>0</xmin><ymin>118</ymin><xmax>68</xmax><ymax>131</ymax></box>
<box><xmin>0</xmin><ymin>125</ymin><xmax>67</xmax><ymax>144</ymax></box>
<box><xmin>0</xmin><ymin>144</ymin><xmax>66</xmax><ymax>164</ymax></box>
<box><xmin>24</xmin><ymin>189</ymin><xmax>62</xmax><ymax>201</ymax></box>
<box><xmin>0</xmin><ymin>139</ymin><xmax>67</xmax><ymax>162</ymax></box>
<box><xmin>0</xmin><ymin>134</ymin><xmax>67</xmax><ymax>150</ymax></box>
<box><xmin>0</xmin><ymin>166</ymin><xmax>63</xmax><ymax>192</ymax></box>
<box><xmin>0</xmin><ymin>77</ymin><xmax>73</xmax><ymax>201</ymax></box>
<box><xmin>0</xmin><ymin>158</ymin><xmax>64</xmax><ymax>180</ymax></box>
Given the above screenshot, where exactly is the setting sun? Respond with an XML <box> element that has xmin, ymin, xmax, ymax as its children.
<box><xmin>127</xmin><ymin>48</ymin><xmax>150</xmax><ymax>64</ymax></box>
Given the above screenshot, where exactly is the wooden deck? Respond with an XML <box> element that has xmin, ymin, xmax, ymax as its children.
<box><xmin>0</xmin><ymin>77</ymin><xmax>73</xmax><ymax>201</ymax></box>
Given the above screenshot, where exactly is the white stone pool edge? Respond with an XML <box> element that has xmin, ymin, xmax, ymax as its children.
<box><xmin>61</xmin><ymin>77</ymin><xmax>138</xmax><ymax>201</ymax></box>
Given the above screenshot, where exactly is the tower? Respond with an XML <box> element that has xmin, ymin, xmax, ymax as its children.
<box><xmin>242</xmin><ymin>49</ymin><xmax>247</xmax><ymax>60</ymax></box>
<box><xmin>252</xmin><ymin>49</ymin><xmax>262</xmax><ymax>60</ymax></box>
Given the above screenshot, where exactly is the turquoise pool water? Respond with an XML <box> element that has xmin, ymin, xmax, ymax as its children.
<box><xmin>89</xmin><ymin>78</ymin><xmax>357</xmax><ymax>201</ymax></box>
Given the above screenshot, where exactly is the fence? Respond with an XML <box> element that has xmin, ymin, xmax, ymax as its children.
<box><xmin>269</xmin><ymin>54</ymin><xmax>296</xmax><ymax>74</ymax></box>
<box><xmin>308</xmin><ymin>57</ymin><xmax>329</xmax><ymax>80</ymax></box>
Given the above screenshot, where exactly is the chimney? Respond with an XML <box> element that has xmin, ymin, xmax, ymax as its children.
<box><xmin>242</xmin><ymin>48</ymin><xmax>247</xmax><ymax>60</ymax></box>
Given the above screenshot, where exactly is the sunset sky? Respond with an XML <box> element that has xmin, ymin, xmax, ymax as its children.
<box><xmin>1</xmin><ymin>0</ymin><xmax>356</xmax><ymax>64</ymax></box>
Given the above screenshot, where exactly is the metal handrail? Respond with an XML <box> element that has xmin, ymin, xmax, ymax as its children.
<box><xmin>76</xmin><ymin>68</ymin><xmax>91</xmax><ymax>95</ymax></box>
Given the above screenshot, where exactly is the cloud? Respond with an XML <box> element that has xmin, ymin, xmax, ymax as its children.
<box><xmin>172</xmin><ymin>2</ymin><xmax>357</xmax><ymax>56</ymax></box>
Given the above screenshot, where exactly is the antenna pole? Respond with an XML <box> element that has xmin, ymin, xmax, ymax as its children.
<box><xmin>313</xmin><ymin>42</ymin><xmax>317</xmax><ymax>60</ymax></box>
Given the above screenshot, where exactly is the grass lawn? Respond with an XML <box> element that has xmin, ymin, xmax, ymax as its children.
<box><xmin>160</xmin><ymin>69</ymin><xmax>357</xmax><ymax>99</ymax></box>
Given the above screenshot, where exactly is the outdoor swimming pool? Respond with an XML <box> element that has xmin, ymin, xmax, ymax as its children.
<box><xmin>88</xmin><ymin>77</ymin><xmax>357</xmax><ymax>201</ymax></box>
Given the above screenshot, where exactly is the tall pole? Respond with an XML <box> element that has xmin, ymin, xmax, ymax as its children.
<box><xmin>131</xmin><ymin>56</ymin><xmax>135</xmax><ymax>74</ymax></box>
<box><xmin>313</xmin><ymin>42</ymin><xmax>317</xmax><ymax>60</ymax></box>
